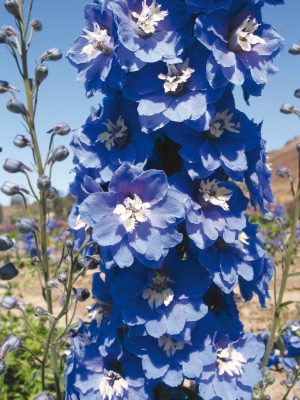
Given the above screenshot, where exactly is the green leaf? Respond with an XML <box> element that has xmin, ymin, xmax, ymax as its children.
<box><xmin>288</xmin><ymin>272</ymin><xmax>300</xmax><ymax>278</ymax></box>
<box><xmin>277</xmin><ymin>301</ymin><xmax>298</xmax><ymax>310</ymax></box>
<box><xmin>24</xmin><ymin>368</ymin><xmax>52</xmax><ymax>390</ymax></box>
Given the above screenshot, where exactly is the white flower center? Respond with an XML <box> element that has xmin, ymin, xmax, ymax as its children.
<box><xmin>209</xmin><ymin>110</ymin><xmax>240</xmax><ymax>138</ymax></box>
<box><xmin>81</xmin><ymin>22</ymin><xmax>112</xmax><ymax>58</ymax></box>
<box><xmin>217</xmin><ymin>345</ymin><xmax>246</xmax><ymax>376</ymax></box>
<box><xmin>96</xmin><ymin>116</ymin><xmax>129</xmax><ymax>151</ymax></box>
<box><xmin>198</xmin><ymin>179</ymin><xmax>232</xmax><ymax>211</ymax></box>
<box><xmin>158</xmin><ymin>59</ymin><xmax>195</xmax><ymax>94</ymax></box>
<box><xmin>142</xmin><ymin>276</ymin><xmax>174</xmax><ymax>309</ymax></box>
<box><xmin>87</xmin><ymin>299</ymin><xmax>113</xmax><ymax>328</ymax></box>
<box><xmin>131</xmin><ymin>0</ymin><xmax>168</xmax><ymax>38</ymax></box>
<box><xmin>114</xmin><ymin>194</ymin><xmax>150</xmax><ymax>233</ymax></box>
<box><xmin>73</xmin><ymin>214</ymin><xmax>86</xmax><ymax>230</ymax></box>
<box><xmin>228</xmin><ymin>17</ymin><xmax>265</xmax><ymax>52</ymax></box>
<box><xmin>158</xmin><ymin>335</ymin><xmax>191</xmax><ymax>357</ymax></box>
<box><xmin>99</xmin><ymin>369</ymin><xmax>129</xmax><ymax>400</ymax></box>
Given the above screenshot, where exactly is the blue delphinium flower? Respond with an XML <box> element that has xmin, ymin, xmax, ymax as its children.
<box><xmin>122</xmin><ymin>40</ymin><xmax>224</xmax><ymax>133</ymax></box>
<box><xmin>67</xmin><ymin>1</ymin><xmax>126</xmax><ymax>98</ymax></box>
<box><xmin>70</xmin><ymin>94</ymin><xmax>153</xmax><ymax>183</ymax></box>
<box><xmin>165</xmin><ymin>86</ymin><xmax>260</xmax><ymax>181</ymax></box>
<box><xmin>171</xmin><ymin>169</ymin><xmax>249</xmax><ymax>249</ymax></box>
<box><xmin>195</xmin><ymin>0</ymin><xmax>284</xmax><ymax>98</ymax></box>
<box><xmin>185</xmin><ymin>0</ymin><xmax>232</xmax><ymax>14</ymax></box>
<box><xmin>245</xmin><ymin>137</ymin><xmax>274</xmax><ymax>213</ymax></box>
<box><xmin>239</xmin><ymin>255</ymin><xmax>273</xmax><ymax>308</ymax></box>
<box><xmin>110</xmin><ymin>249</ymin><xmax>210</xmax><ymax>338</ymax></box>
<box><xmin>265</xmin><ymin>0</ymin><xmax>285</xmax><ymax>4</ymax></box>
<box><xmin>198</xmin><ymin>329</ymin><xmax>265</xmax><ymax>400</ymax></box>
<box><xmin>22</xmin><ymin>233</ymin><xmax>35</xmax><ymax>252</ymax></box>
<box><xmin>80</xmin><ymin>162</ymin><xmax>184</xmax><ymax>268</ymax></box>
<box><xmin>197</xmin><ymin>219</ymin><xmax>266</xmax><ymax>293</ymax></box>
<box><xmin>108</xmin><ymin>0</ymin><xmax>192</xmax><ymax>72</ymax></box>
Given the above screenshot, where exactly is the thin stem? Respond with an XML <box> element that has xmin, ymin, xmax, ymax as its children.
<box><xmin>20</xmin><ymin>192</ymin><xmax>34</xmax><ymax>220</ymax></box>
<box><xmin>49</xmin><ymin>162</ymin><xmax>54</xmax><ymax>180</ymax></box>
<box><xmin>273</xmin><ymin>262</ymin><xmax>277</xmax><ymax>309</ymax></box>
<box><xmin>55</xmin><ymin>301</ymin><xmax>78</xmax><ymax>343</ymax></box>
<box><xmin>289</xmin><ymin>177</ymin><xmax>296</xmax><ymax>198</ymax></box>
<box><xmin>22</xmin><ymin>346</ymin><xmax>43</xmax><ymax>363</ymax></box>
<box><xmin>53</xmin><ymin>244</ymin><xmax>65</xmax><ymax>278</ymax></box>
<box><xmin>13</xmin><ymin>35</ymin><xmax>22</xmax><ymax>55</ymax></box>
<box><xmin>25</xmin><ymin>0</ymin><xmax>34</xmax><ymax>36</ymax></box>
<box><xmin>8</xmin><ymin>45</ymin><xmax>24</xmax><ymax>77</ymax></box>
<box><xmin>35</xmin><ymin>262</ymin><xmax>45</xmax><ymax>299</ymax></box>
<box><xmin>18</xmin><ymin>307</ymin><xmax>46</xmax><ymax>346</ymax></box>
<box><xmin>22</xmin><ymin>170</ymin><xmax>39</xmax><ymax>202</ymax></box>
<box><xmin>44</xmin><ymin>133</ymin><xmax>55</xmax><ymax>170</ymax></box>
<box><xmin>26</xmin><ymin>27</ymin><xmax>34</xmax><ymax>50</ymax></box>
<box><xmin>33</xmin><ymin>231</ymin><xmax>43</xmax><ymax>265</ymax></box>
<box><xmin>261</xmin><ymin>190</ymin><xmax>300</xmax><ymax>368</ymax></box>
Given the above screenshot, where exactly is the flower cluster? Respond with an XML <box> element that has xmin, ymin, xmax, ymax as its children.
<box><xmin>66</xmin><ymin>0</ymin><xmax>284</xmax><ymax>398</ymax></box>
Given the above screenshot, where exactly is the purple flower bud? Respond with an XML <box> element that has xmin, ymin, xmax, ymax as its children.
<box><xmin>66</xmin><ymin>328</ymin><xmax>78</xmax><ymax>339</ymax></box>
<box><xmin>0</xmin><ymin>262</ymin><xmax>19</xmax><ymax>280</ymax></box>
<box><xmin>289</xmin><ymin>44</ymin><xmax>300</xmax><ymax>55</ymax></box>
<box><xmin>0</xmin><ymin>25</ymin><xmax>18</xmax><ymax>36</ymax></box>
<box><xmin>71</xmin><ymin>287</ymin><xmax>77</xmax><ymax>297</ymax></box>
<box><xmin>65</xmin><ymin>236</ymin><xmax>75</xmax><ymax>252</ymax></box>
<box><xmin>38</xmin><ymin>48</ymin><xmax>62</xmax><ymax>62</ymax></box>
<box><xmin>33</xmin><ymin>392</ymin><xmax>56</xmax><ymax>400</ymax></box>
<box><xmin>0</xmin><ymin>359</ymin><xmax>6</xmax><ymax>376</ymax></box>
<box><xmin>34</xmin><ymin>306</ymin><xmax>54</xmax><ymax>318</ymax></box>
<box><xmin>35</xmin><ymin>64</ymin><xmax>48</xmax><ymax>84</ymax></box>
<box><xmin>57</xmin><ymin>273</ymin><xmax>68</xmax><ymax>285</ymax></box>
<box><xmin>295</xmin><ymin>90</ymin><xmax>300</xmax><ymax>99</ymax></box>
<box><xmin>47</xmin><ymin>123</ymin><xmax>71</xmax><ymax>136</ymax></box>
<box><xmin>59</xmin><ymin>296</ymin><xmax>65</xmax><ymax>307</ymax></box>
<box><xmin>46</xmin><ymin>187</ymin><xmax>57</xmax><ymax>200</ymax></box>
<box><xmin>75</xmin><ymin>288</ymin><xmax>90</xmax><ymax>302</ymax></box>
<box><xmin>276</xmin><ymin>166</ymin><xmax>291</xmax><ymax>178</ymax></box>
<box><xmin>0</xmin><ymin>30</ymin><xmax>7</xmax><ymax>44</ymax></box>
<box><xmin>3</xmin><ymin>158</ymin><xmax>33</xmax><ymax>173</ymax></box>
<box><xmin>260</xmin><ymin>212</ymin><xmax>276</xmax><ymax>224</ymax></box>
<box><xmin>0</xmin><ymin>296</ymin><xmax>28</xmax><ymax>309</ymax></box>
<box><xmin>45</xmin><ymin>279</ymin><xmax>59</xmax><ymax>290</ymax></box>
<box><xmin>4</xmin><ymin>0</ymin><xmax>22</xmax><ymax>21</ymax></box>
<box><xmin>37</xmin><ymin>175</ymin><xmax>51</xmax><ymax>192</ymax></box>
<box><xmin>1</xmin><ymin>181</ymin><xmax>29</xmax><ymax>196</ymax></box>
<box><xmin>13</xmin><ymin>135</ymin><xmax>33</xmax><ymax>148</ymax></box>
<box><xmin>86</xmin><ymin>255</ymin><xmax>101</xmax><ymax>270</ymax></box>
<box><xmin>59</xmin><ymin>230</ymin><xmax>71</xmax><ymax>242</ymax></box>
<box><xmin>280</xmin><ymin>104</ymin><xmax>296</xmax><ymax>115</ymax></box>
<box><xmin>0</xmin><ymin>334</ymin><xmax>22</xmax><ymax>358</ymax></box>
<box><xmin>6</xmin><ymin>98</ymin><xmax>30</xmax><ymax>117</ymax></box>
<box><xmin>0</xmin><ymin>80</ymin><xmax>20</xmax><ymax>94</ymax></box>
<box><xmin>14</xmin><ymin>218</ymin><xmax>39</xmax><ymax>235</ymax></box>
<box><xmin>49</xmin><ymin>145</ymin><xmax>69</xmax><ymax>163</ymax></box>
<box><xmin>0</xmin><ymin>234</ymin><xmax>14</xmax><ymax>251</ymax></box>
<box><xmin>30</xmin><ymin>19</ymin><xmax>42</xmax><ymax>32</ymax></box>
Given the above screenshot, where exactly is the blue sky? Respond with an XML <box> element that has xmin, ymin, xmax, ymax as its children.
<box><xmin>0</xmin><ymin>0</ymin><xmax>299</xmax><ymax>206</ymax></box>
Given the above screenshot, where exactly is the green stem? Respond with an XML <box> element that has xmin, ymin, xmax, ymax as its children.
<box><xmin>261</xmin><ymin>190</ymin><xmax>300</xmax><ymax>368</ymax></box>
<box><xmin>53</xmin><ymin>244</ymin><xmax>65</xmax><ymax>278</ymax></box>
<box><xmin>22</xmin><ymin>346</ymin><xmax>43</xmax><ymax>363</ymax></box>
<box><xmin>20</xmin><ymin>192</ymin><xmax>34</xmax><ymax>220</ymax></box>
<box><xmin>18</xmin><ymin>307</ymin><xmax>46</xmax><ymax>345</ymax></box>
<box><xmin>22</xmin><ymin>170</ymin><xmax>39</xmax><ymax>202</ymax></box>
<box><xmin>0</xmin><ymin>375</ymin><xmax>4</xmax><ymax>394</ymax></box>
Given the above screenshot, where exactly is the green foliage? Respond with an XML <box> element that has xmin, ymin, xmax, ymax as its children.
<box><xmin>0</xmin><ymin>204</ymin><xmax>3</xmax><ymax>225</ymax></box>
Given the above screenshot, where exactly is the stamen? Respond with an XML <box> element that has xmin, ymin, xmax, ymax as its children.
<box><xmin>96</xmin><ymin>116</ymin><xmax>129</xmax><ymax>151</ymax></box>
<box><xmin>158</xmin><ymin>335</ymin><xmax>191</xmax><ymax>357</ymax></box>
<box><xmin>208</xmin><ymin>109</ymin><xmax>240</xmax><ymax>139</ymax></box>
<box><xmin>131</xmin><ymin>0</ymin><xmax>168</xmax><ymax>38</ymax></box>
<box><xmin>81</xmin><ymin>22</ymin><xmax>112</xmax><ymax>59</ymax></box>
<box><xmin>158</xmin><ymin>59</ymin><xmax>195</xmax><ymax>95</ymax></box>
<box><xmin>228</xmin><ymin>18</ymin><xmax>265</xmax><ymax>53</ymax></box>
<box><xmin>86</xmin><ymin>299</ymin><xmax>113</xmax><ymax>327</ymax></box>
<box><xmin>198</xmin><ymin>180</ymin><xmax>232</xmax><ymax>211</ymax></box>
<box><xmin>217</xmin><ymin>345</ymin><xmax>246</xmax><ymax>376</ymax></box>
<box><xmin>99</xmin><ymin>369</ymin><xmax>128</xmax><ymax>400</ymax></box>
<box><xmin>142</xmin><ymin>276</ymin><xmax>174</xmax><ymax>309</ymax></box>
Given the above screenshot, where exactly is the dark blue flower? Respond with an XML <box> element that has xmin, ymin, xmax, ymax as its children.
<box><xmin>265</xmin><ymin>0</ymin><xmax>285</xmax><ymax>4</ymax></box>
<box><xmin>198</xmin><ymin>219</ymin><xmax>266</xmax><ymax>293</ymax></box>
<box><xmin>80</xmin><ymin>162</ymin><xmax>184</xmax><ymax>268</ymax></box>
<box><xmin>186</xmin><ymin>0</ymin><xmax>232</xmax><ymax>14</ymax></box>
<box><xmin>170</xmin><ymin>169</ymin><xmax>249</xmax><ymax>250</ymax></box>
<box><xmin>122</xmin><ymin>40</ymin><xmax>224</xmax><ymax>132</ymax></box>
<box><xmin>195</xmin><ymin>0</ymin><xmax>284</xmax><ymax>98</ymax></box>
<box><xmin>108</xmin><ymin>0</ymin><xmax>192</xmax><ymax>72</ymax></box>
<box><xmin>165</xmin><ymin>86</ymin><xmax>260</xmax><ymax>181</ymax></box>
<box><xmin>197</xmin><ymin>329</ymin><xmax>265</xmax><ymax>400</ymax></box>
<box><xmin>67</xmin><ymin>1</ymin><xmax>126</xmax><ymax>98</ymax></box>
<box><xmin>110</xmin><ymin>249</ymin><xmax>210</xmax><ymax>338</ymax></box>
<box><xmin>70</xmin><ymin>94</ymin><xmax>153</xmax><ymax>183</ymax></box>
<box><xmin>245</xmin><ymin>137</ymin><xmax>274</xmax><ymax>213</ymax></box>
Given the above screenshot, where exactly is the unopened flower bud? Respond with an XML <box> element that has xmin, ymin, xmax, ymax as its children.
<box><xmin>34</xmin><ymin>306</ymin><xmax>54</xmax><ymax>319</ymax></box>
<box><xmin>3</xmin><ymin>158</ymin><xmax>33</xmax><ymax>173</ymax></box>
<box><xmin>276</xmin><ymin>166</ymin><xmax>291</xmax><ymax>178</ymax></box>
<box><xmin>280</xmin><ymin>104</ymin><xmax>296</xmax><ymax>114</ymax></box>
<box><xmin>13</xmin><ymin>134</ymin><xmax>33</xmax><ymax>148</ymax></box>
<box><xmin>30</xmin><ymin>18</ymin><xmax>43</xmax><ymax>32</ymax></box>
<box><xmin>260</xmin><ymin>212</ymin><xmax>276</xmax><ymax>224</ymax></box>
<box><xmin>86</xmin><ymin>255</ymin><xmax>101</xmax><ymax>270</ymax></box>
<box><xmin>265</xmin><ymin>396</ymin><xmax>271</xmax><ymax>400</ymax></box>
<box><xmin>46</xmin><ymin>187</ymin><xmax>58</xmax><ymax>200</ymax></box>
<box><xmin>289</xmin><ymin>44</ymin><xmax>300</xmax><ymax>55</ymax></box>
<box><xmin>0</xmin><ymin>262</ymin><xmax>19</xmax><ymax>281</ymax></box>
<box><xmin>59</xmin><ymin>296</ymin><xmax>65</xmax><ymax>307</ymax></box>
<box><xmin>280</xmin><ymin>380</ymin><xmax>286</xmax><ymax>386</ymax></box>
<box><xmin>65</xmin><ymin>255</ymin><xmax>71</xmax><ymax>265</ymax></box>
<box><xmin>71</xmin><ymin>287</ymin><xmax>77</xmax><ymax>297</ymax></box>
<box><xmin>57</xmin><ymin>273</ymin><xmax>68</xmax><ymax>285</ymax></box>
<box><xmin>47</xmin><ymin>123</ymin><xmax>71</xmax><ymax>136</ymax></box>
<box><xmin>65</xmin><ymin>328</ymin><xmax>78</xmax><ymax>339</ymax></box>
<box><xmin>65</xmin><ymin>236</ymin><xmax>75</xmax><ymax>252</ymax></box>
<box><xmin>48</xmin><ymin>145</ymin><xmax>69</xmax><ymax>163</ymax></box>
<box><xmin>45</xmin><ymin>279</ymin><xmax>59</xmax><ymax>290</ymax></box>
<box><xmin>75</xmin><ymin>288</ymin><xmax>90</xmax><ymax>302</ymax></box>
<box><xmin>29</xmin><ymin>78</ymin><xmax>35</xmax><ymax>91</ymax></box>
<box><xmin>0</xmin><ymin>25</ymin><xmax>18</xmax><ymax>36</ymax></box>
<box><xmin>0</xmin><ymin>30</ymin><xmax>7</xmax><ymax>44</ymax></box>
<box><xmin>0</xmin><ymin>296</ymin><xmax>27</xmax><ymax>309</ymax></box>
<box><xmin>295</xmin><ymin>89</ymin><xmax>300</xmax><ymax>99</ymax></box>
<box><xmin>4</xmin><ymin>0</ymin><xmax>22</xmax><ymax>21</ymax></box>
<box><xmin>93</xmin><ymin>244</ymin><xmax>100</xmax><ymax>255</ymax></box>
<box><xmin>33</xmin><ymin>391</ymin><xmax>56</xmax><ymax>400</ymax></box>
<box><xmin>0</xmin><ymin>80</ymin><xmax>20</xmax><ymax>94</ymax></box>
<box><xmin>35</xmin><ymin>64</ymin><xmax>48</xmax><ymax>85</ymax></box>
<box><xmin>14</xmin><ymin>218</ymin><xmax>39</xmax><ymax>235</ymax></box>
<box><xmin>6</xmin><ymin>98</ymin><xmax>30</xmax><ymax>117</ymax></box>
<box><xmin>38</xmin><ymin>48</ymin><xmax>62</xmax><ymax>62</ymax></box>
<box><xmin>37</xmin><ymin>175</ymin><xmax>51</xmax><ymax>192</ymax></box>
<box><xmin>1</xmin><ymin>181</ymin><xmax>29</xmax><ymax>196</ymax></box>
<box><xmin>252</xmin><ymin>389</ymin><xmax>264</xmax><ymax>400</ymax></box>
<box><xmin>0</xmin><ymin>234</ymin><xmax>14</xmax><ymax>251</ymax></box>
<box><xmin>0</xmin><ymin>334</ymin><xmax>22</xmax><ymax>358</ymax></box>
<box><xmin>59</xmin><ymin>230</ymin><xmax>71</xmax><ymax>242</ymax></box>
<box><xmin>0</xmin><ymin>359</ymin><xmax>6</xmax><ymax>376</ymax></box>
